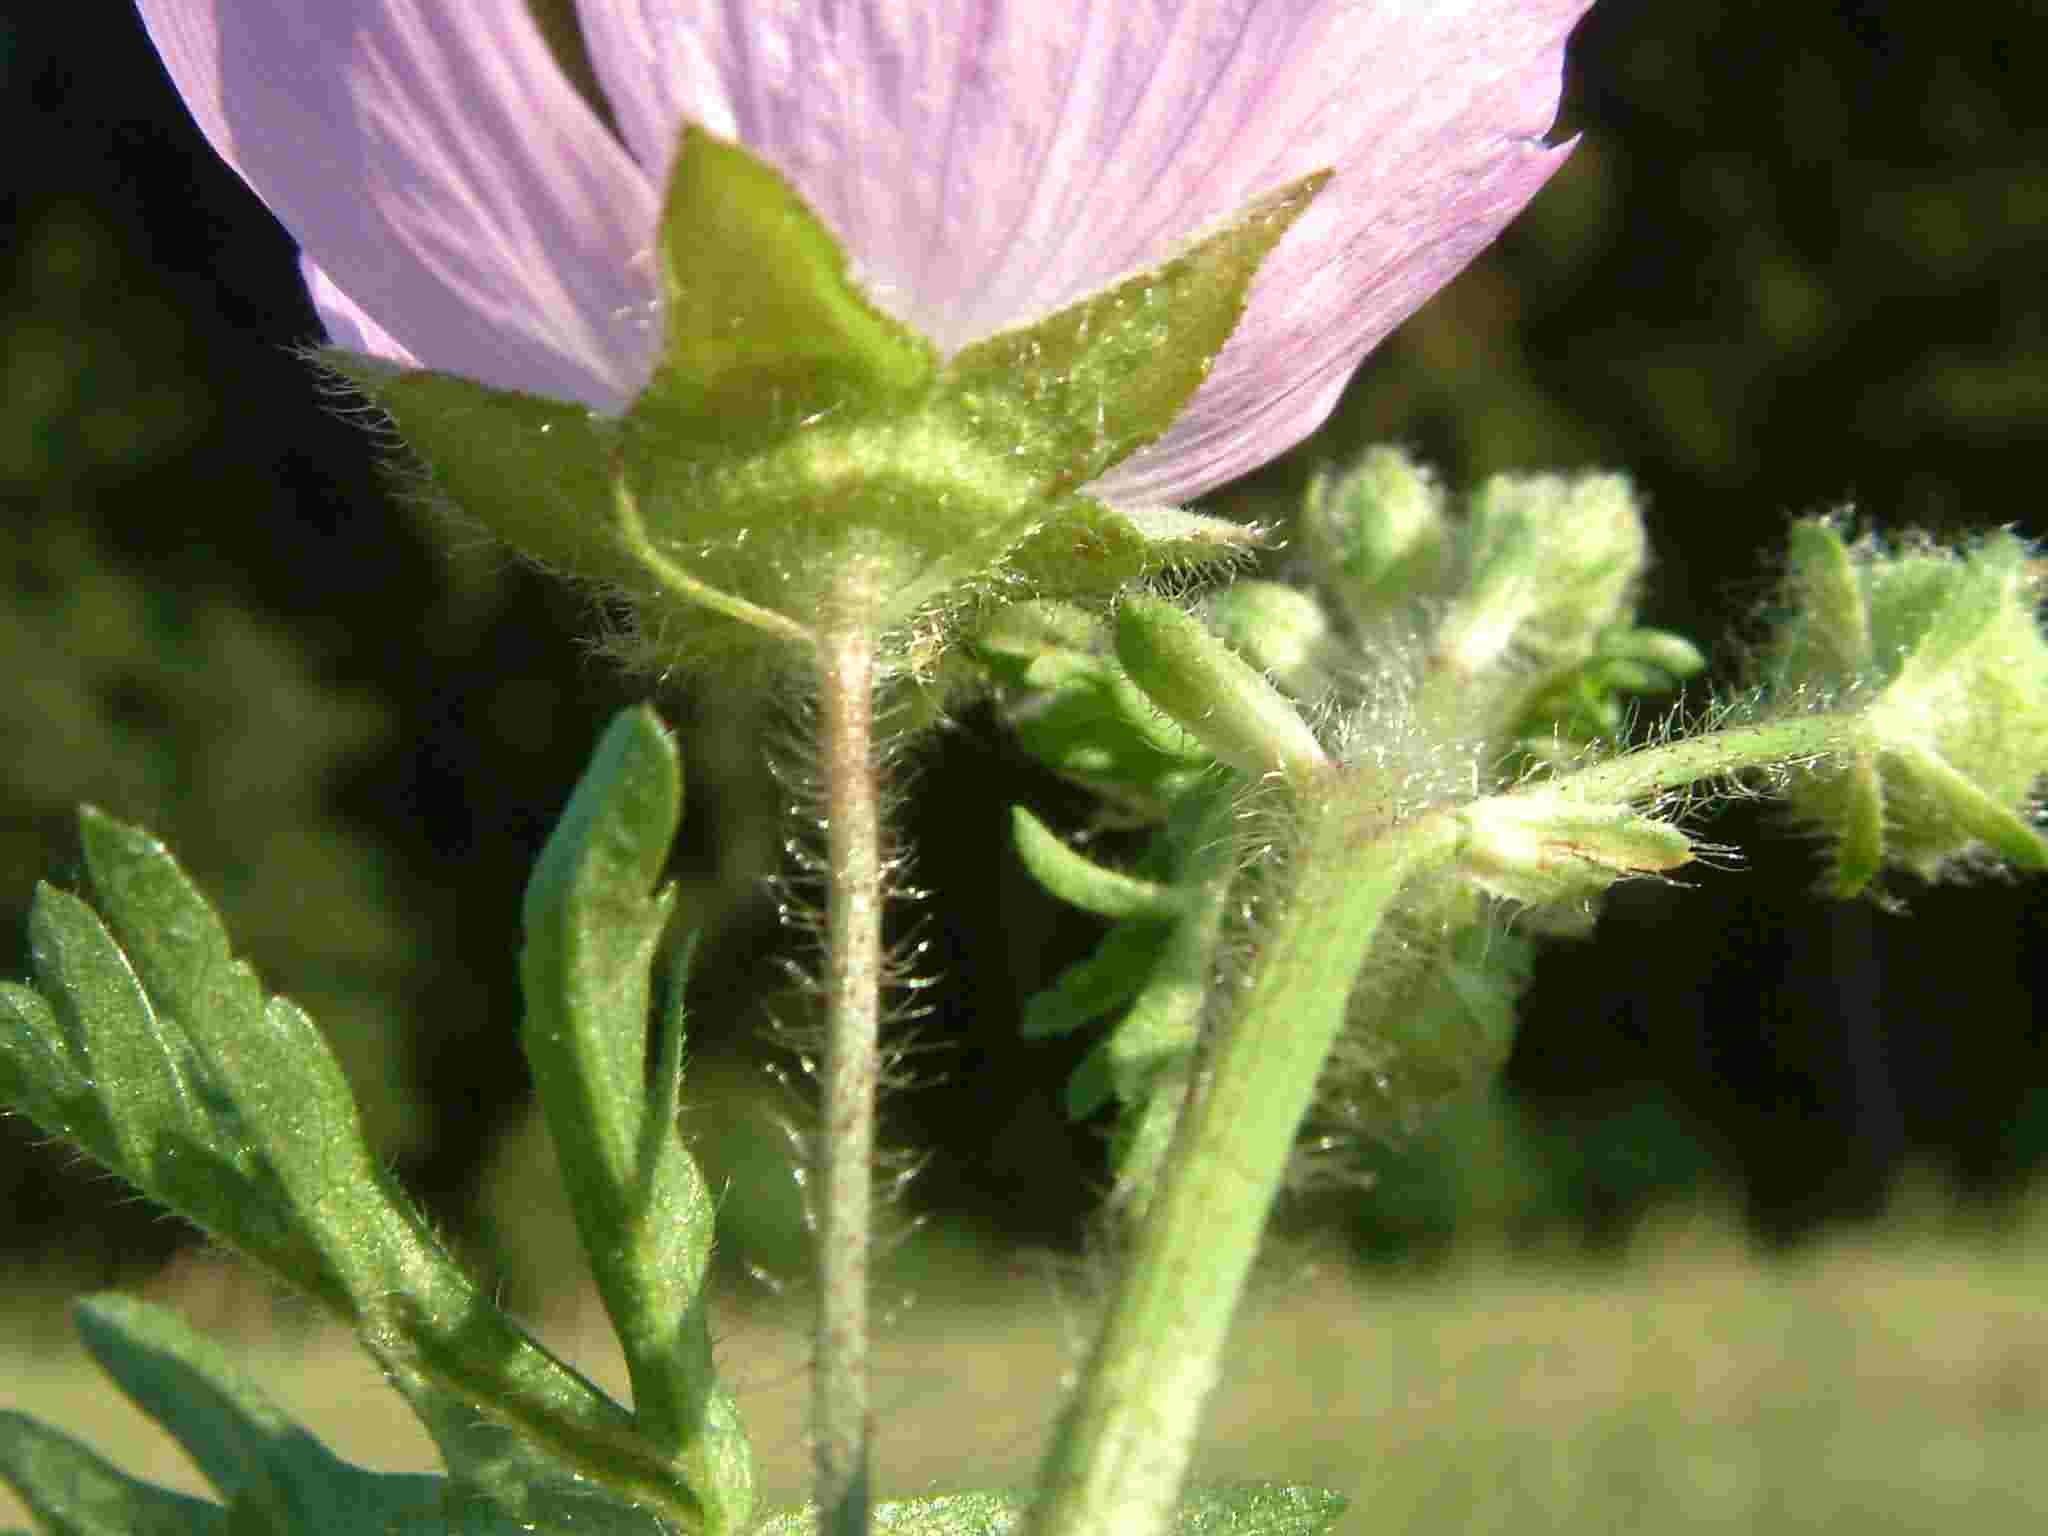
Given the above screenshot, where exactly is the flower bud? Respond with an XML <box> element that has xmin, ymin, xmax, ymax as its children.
<box><xmin>1436</xmin><ymin>470</ymin><xmax>1648</xmax><ymax>681</ymax></box>
<box><xmin>1303</xmin><ymin>447</ymin><xmax>1451</xmax><ymax>622</ymax></box>
<box><xmin>1456</xmin><ymin>790</ymin><xmax>1694</xmax><ymax>909</ymax></box>
<box><xmin>1115</xmin><ymin>596</ymin><xmax>1331</xmax><ymax>786</ymax></box>
<box><xmin>1203</xmin><ymin>581</ymin><xmax>1338</xmax><ymax>699</ymax></box>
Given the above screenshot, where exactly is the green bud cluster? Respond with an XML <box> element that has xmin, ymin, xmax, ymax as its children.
<box><xmin>989</xmin><ymin>447</ymin><xmax>1718</xmax><ymax>1197</ymax></box>
<box><xmin>1295</xmin><ymin>447</ymin><xmax>1704</xmax><ymax>760</ymax></box>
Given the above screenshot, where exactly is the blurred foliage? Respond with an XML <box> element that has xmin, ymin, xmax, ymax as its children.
<box><xmin>1343</xmin><ymin>1087</ymin><xmax>1727</xmax><ymax>1265</ymax></box>
<box><xmin>2</xmin><ymin>1</ymin><xmax>2045</xmax><ymax>1280</ymax></box>
<box><xmin>1</xmin><ymin>207</ymin><xmax>429</xmax><ymax>1212</ymax></box>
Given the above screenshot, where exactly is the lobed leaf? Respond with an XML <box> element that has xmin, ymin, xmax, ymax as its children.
<box><xmin>519</xmin><ymin>708</ymin><xmax>753</xmax><ymax>1527</ymax></box>
<box><xmin>0</xmin><ymin>1410</ymin><xmax>227</xmax><ymax>1536</ymax></box>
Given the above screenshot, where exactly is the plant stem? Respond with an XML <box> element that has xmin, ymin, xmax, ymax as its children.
<box><xmin>813</xmin><ymin>592</ymin><xmax>884</xmax><ymax>1536</ymax></box>
<box><xmin>1024</xmin><ymin>707</ymin><xmax>1865</xmax><ymax>1536</ymax></box>
<box><xmin>1556</xmin><ymin>714</ymin><xmax>1857</xmax><ymax>803</ymax></box>
<box><xmin>1025</xmin><ymin>795</ymin><xmax>1463</xmax><ymax>1536</ymax></box>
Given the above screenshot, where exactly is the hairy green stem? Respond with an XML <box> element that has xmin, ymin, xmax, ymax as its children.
<box><xmin>813</xmin><ymin>590</ymin><xmax>884</xmax><ymax>1536</ymax></box>
<box><xmin>1025</xmin><ymin>794</ymin><xmax>1463</xmax><ymax>1536</ymax></box>
<box><xmin>1025</xmin><ymin>708</ymin><xmax>1865</xmax><ymax>1536</ymax></box>
<box><xmin>1556</xmin><ymin>714</ymin><xmax>1859</xmax><ymax>803</ymax></box>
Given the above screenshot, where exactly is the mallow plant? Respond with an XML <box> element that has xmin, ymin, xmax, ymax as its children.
<box><xmin>3</xmin><ymin>4</ymin><xmax>2044</xmax><ymax>1536</ymax></box>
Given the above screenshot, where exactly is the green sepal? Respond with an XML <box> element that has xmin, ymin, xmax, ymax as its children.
<box><xmin>1202</xmin><ymin>581</ymin><xmax>1337</xmax><ymax>699</ymax></box>
<box><xmin>611</xmin><ymin>164</ymin><xmax>1312</xmax><ymax>664</ymax></box>
<box><xmin>1888</xmin><ymin>741</ymin><xmax>2048</xmax><ymax>873</ymax></box>
<box><xmin>1511</xmin><ymin>624</ymin><xmax>1708</xmax><ymax>759</ymax></box>
<box><xmin>1599</xmin><ymin>626</ymin><xmax>1709</xmax><ymax>680</ymax></box>
<box><xmin>1808</xmin><ymin>747</ymin><xmax>1888</xmax><ymax>898</ymax></box>
<box><xmin>750</xmin><ymin>1483</ymin><xmax>1346</xmax><ymax>1536</ymax></box>
<box><xmin>999</xmin><ymin>500</ymin><xmax>1264</xmax><ymax>610</ymax></box>
<box><xmin>645</xmin><ymin>127</ymin><xmax>937</xmax><ymax>447</ymax></box>
<box><xmin>943</xmin><ymin>173</ymin><xmax>1328</xmax><ymax>496</ymax></box>
<box><xmin>1301</xmin><ymin>446</ymin><xmax>1450</xmax><ymax>624</ymax></box>
<box><xmin>335</xmin><ymin>144</ymin><xmax>1309</xmax><ymax>673</ymax></box>
<box><xmin>319</xmin><ymin>356</ymin><xmax>650</xmax><ymax>598</ymax></box>
<box><xmin>1779</xmin><ymin>519</ymin><xmax>1873</xmax><ymax>682</ymax></box>
<box><xmin>519</xmin><ymin>707</ymin><xmax>754</xmax><ymax>1530</ymax></box>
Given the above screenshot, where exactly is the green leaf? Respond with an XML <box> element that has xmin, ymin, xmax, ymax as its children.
<box><xmin>72</xmin><ymin>1296</ymin><xmax>443</xmax><ymax>1534</ymax></box>
<box><xmin>1013</xmin><ymin>786</ymin><xmax>1236</xmax><ymax>1217</ymax></box>
<box><xmin>2</xmin><ymin>870</ymin><xmax>336</xmax><ymax>1306</ymax></box>
<box><xmin>519</xmin><ymin>707</ymin><xmax>753</xmax><ymax>1530</ymax></box>
<box><xmin>1010</xmin><ymin>809</ymin><xmax>1182</xmax><ymax>922</ymax></box>
<box><xmin>1021</xmin><ymin>922</ymin><xmax>1169</xmax><ymax>1044</ymax></box>
<box><xmin>10</xmin><ymin>1296</ymin><xmax>670</xmax><ymax>1536</ymax></box>
<box><xmin>976</xmin><ymin>610</ymin><xmax>1210</xmax><ymax>815</ymax></box>
<box><xmin>0</xmin><ymin>976</ymin><xmax>115</xmax><ymax>1167</ymax></box>
<box><xmin>70</xmin><ymin>811</ymin><xmax>390</xmax><ymax>1307</ymax></box>
<box><xmin>522</xmin><ymin>709</ymin><xmax>683</xmax><ymax>1193</ymax></box>
<box><xmin>1</xmin><ymin>809</ymin><xmax>710</xmax><ymax>1527</ymax></box>
<box><xmin>373</xmin><ymin>1369</ymin><xmax>669</xmax><ymax>1536</ymax></box>
<box><xmin>0</xmin><ymin>1411</ymin><xmax>227</xmax><ymax>1536</ymax></box>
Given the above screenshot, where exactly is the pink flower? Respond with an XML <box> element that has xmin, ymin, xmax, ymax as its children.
<box><xmin>138</xmin><ymin>1</ymin><xmax>1589</xmax><ymax>506</ymax></box>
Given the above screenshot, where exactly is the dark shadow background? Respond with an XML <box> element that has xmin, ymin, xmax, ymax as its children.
<box><xmin>3</xmin><ymin>1</ymin><xmax>2044</xmax><ymax>1284</ymax></box>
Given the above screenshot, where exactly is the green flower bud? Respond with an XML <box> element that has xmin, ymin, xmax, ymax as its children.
<box><xmin>1436</xmin><ymin>469</ymin><xmax>1648</xmax><ymax>681</ymax></box>
<box><xmin>1203</xmin><ymin>580</ymin><xmax>1338</xmax><ymax>699</ymax></box>
<box><xmin>1765</xmin><ymin>519</ymin><xmax>2048</xmax><ymax>892</ymax></box>
<box><xmin>1303</xmin><ymin>446</ymin><xmax>1450</xmax><ymax>622</ymax></box>
<box><xmin>1115</xmin><ymin>595</ymin><xmax>1331</xmax><ymax>786</ymax></box>
<box><xmin>1456</xmin><ymin>789</ymin><xmax>1694</xmax><ymax>910</ymax></box>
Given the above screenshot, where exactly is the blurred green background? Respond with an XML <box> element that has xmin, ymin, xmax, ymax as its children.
<box><xmin>3</xmin><ymin>0</ymin><xmax>2046</xmax><ymax>1306</ymax></box>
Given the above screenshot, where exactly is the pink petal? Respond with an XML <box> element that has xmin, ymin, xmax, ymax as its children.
<box><xmin>138</xmin><ymin>0</ymin><xmax>662</xmax><ymax>408</ymax></box>
<box><xmin>578</xmin><ymin>0</ymin><xmax>1590</xmax><ymax>500</ymax></box>
<box><xmin>303</xmin><ymin>258</ymin><xmax>421</xmax><ymax>369</ymax></box>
